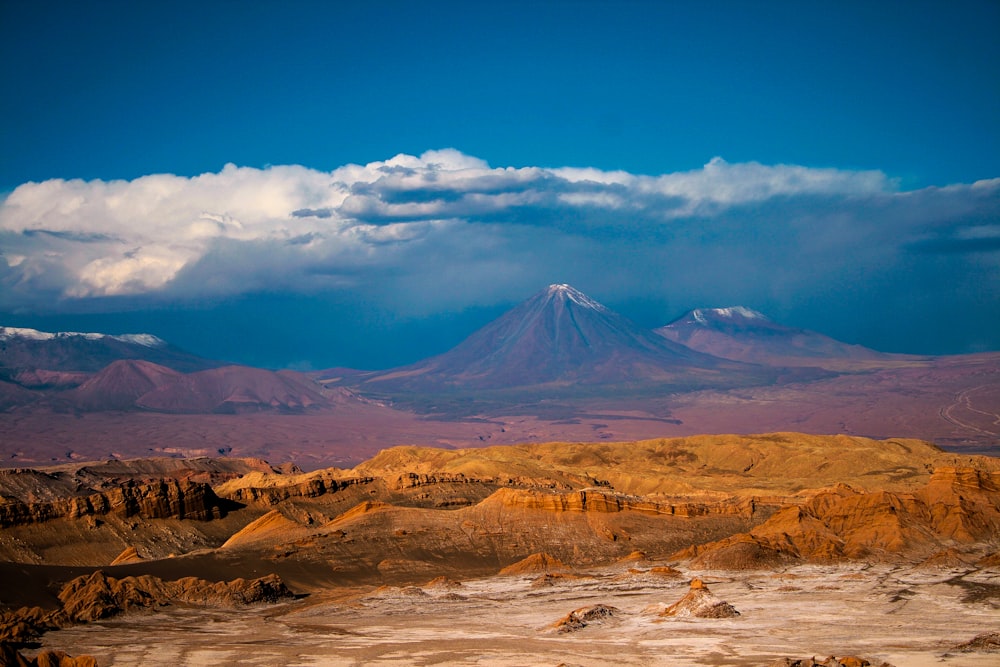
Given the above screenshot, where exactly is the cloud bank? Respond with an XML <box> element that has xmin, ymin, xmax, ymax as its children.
<box><xmin>1</xmin><ymin>149</ymin><xmax>998</xmax><ymax>345</ymax></box>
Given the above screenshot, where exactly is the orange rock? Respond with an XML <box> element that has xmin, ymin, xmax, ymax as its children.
<box><xmin>499</xmin><ymin>552</ymin><xmax>571</xmax><ymax>575</ymax></box>
<box><xmin>837</xmin><ymin>656</ymin><xmax>870</xmax><ymax>667</ymax></box>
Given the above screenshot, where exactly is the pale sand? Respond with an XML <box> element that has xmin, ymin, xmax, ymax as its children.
<box><xmin>28</xmin><ymin>562</ymin><xmax>1000</xmax><ymax>666</ymax></box>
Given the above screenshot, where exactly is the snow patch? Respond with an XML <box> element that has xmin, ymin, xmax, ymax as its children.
<box><xmin>545</xmin><ymin>284</ymin><xmax>608</xmax><ymax>312</ymax></box>
<box><xmin>0</xmin><ymin>326</ymin><xmax>57</xmax><ymax>341</ymax></box>
<box><xmin>710</xmin><ymin>306</ymin><xmax>768</xmax><ymax>320</ymax></box>
<box><xmin>0</xmin><ymin>326</ymin><xmax>166</xmax><ymax>347</ymax></box>
<box><xmin>111</xmin><ymin>333</ymin><xmax>166</xmax><ymax>347</ymax></box>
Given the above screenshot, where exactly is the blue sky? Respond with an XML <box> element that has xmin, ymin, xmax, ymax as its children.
<box><xmin>1</xmin><ymin>1</ymin><xmax>998</xmax><ymax>369</ymax></box>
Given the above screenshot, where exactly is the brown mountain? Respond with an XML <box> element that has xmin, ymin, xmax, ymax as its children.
<box><xmin>70</xmin><ymin>360</ymin><xmax>184</xmax><ymax>411</ymax></box>
<box><xmin>655</xmin><ymin>307</ymin><xmax>908</xmax><ymax>369</ymax></box>
<box><xmin>134</xmin><ymin>365</ymin><xmax>331</xmax><ymax>414</ymax></box>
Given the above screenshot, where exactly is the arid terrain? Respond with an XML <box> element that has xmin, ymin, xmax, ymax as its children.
<box><xmin>2</xmin><ymin>289</ymin><xmax>999</xmax><ymax>665</ymax></box>
<box><xmin>3</xmin><ymin>288</ymin><xmax>998</xmax><ymax>473</ymax></box>
<box><xmin>2</xmin><ymin>349</ymin><xmax>997</xmax><ymax>471</ymax></box>
<box><xmin>1</xmin><ymin>433</ymin><xmax>999</xmax><ymax>665</ymax></box>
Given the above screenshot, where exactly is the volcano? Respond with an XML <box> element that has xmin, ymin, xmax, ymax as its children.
<box><xmin>655</xmin><ymin>307</ymin><xmax>907</xmax><ymax>369</ymax></box>
<box><xmin>353</xmin><ymin>285</ymin><xmax>782</xmax><ymax>394</ymax></box>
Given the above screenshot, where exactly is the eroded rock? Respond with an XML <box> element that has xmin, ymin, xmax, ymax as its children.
<box><xmin>499</xmin><ymin>552</ymin><xmax>571</xmax><ymax>576</ymax></box>
<box><xmin>953</xmin><ymin>630</ymin><xmax>1000</xmax><ymax>652</ymax></box>
<box><xmin>660</xmin><ymin>579</ymin><xmax>740</xmax><ymax>618</ymax></box>
<box><xmin>551</xmin><ymin>604</ymin><xmax>620</xmax><ymax>633</ymax></box>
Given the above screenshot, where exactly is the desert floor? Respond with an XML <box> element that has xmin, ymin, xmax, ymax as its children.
<box><xmin>26</xmin><ymin>562</ymin><xmax>1000</xmax><ymax>667</ymax></box>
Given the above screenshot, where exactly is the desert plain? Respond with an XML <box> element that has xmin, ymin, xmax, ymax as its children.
<box><xmin>2</xmin><ymin>433</ymin><xmax>999</xmax><ymax>666</ymax></box>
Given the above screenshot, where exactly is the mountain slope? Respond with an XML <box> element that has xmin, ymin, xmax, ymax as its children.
<box><xmin>353</xmin><ymin>285</ymin><xmax>787</xmax><ymax>394</ymax></box>
<box><xmin>134</xmin><ymin>366</ymin><xmax>331</xmax><ymax>414</ymax></box>
<box><xmin>70</xmin><ymin>360</ymin><xmax>184</xmax><ymax>411</ymax></box>
<box><xmin>655</xmin><ymin>307</ymin><xmax>906</xmax><ymax>368</ymax></box>
<box><xmin>0</xmin><ymin>326</ymin><xmax>218</xmax><ymax>375</ymax></box>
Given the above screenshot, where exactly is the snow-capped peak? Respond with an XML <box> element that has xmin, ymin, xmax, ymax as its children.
<box><xmin>689</xmin><ymin>307</ymin><xmax>769</xmax><ymax>324</ymax></box>
<box><xmin>544</xmin><ymin>284</ymin><xmax>608</xmax><ymax>312</ymax></box>
<box><xmin>0</xmin><ymin>326</ymin><xmax>166</xmax><ymax>348</ymax></box>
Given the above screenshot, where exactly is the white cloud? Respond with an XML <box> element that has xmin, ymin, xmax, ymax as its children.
<box><xmin>0</xmin><ymin>149</ymin><xmax>996</xmax><ymax>316</ymax></box>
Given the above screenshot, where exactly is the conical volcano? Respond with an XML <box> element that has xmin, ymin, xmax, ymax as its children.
<box><xmin>357</xmin><ymin>284</ymin><xmax>759</xmax><ymax>393</ymax></box>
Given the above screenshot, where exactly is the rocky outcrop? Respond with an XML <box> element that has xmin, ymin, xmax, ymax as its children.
<box><xmin>551</xmin><ymin>604</ymin><xmax>620</xmax><ymax>633</ymax></box>
<box><xmin>0</xmin><ymin>644</ymin><xmax>98</xmax><ymax>667</ymax></box>
<box><xmin>953</xmin><ymin>631</ymin><xmax>1000</xmax><ymax>652</ymax></box>
<box><xmin>0</xmin><ymin>571</ymin><xmax>293</xmax><ymax>663</ymax></box>
<box><xmin>390</xmin><ymin>471</ymin><xmax>574</xmax><ymax>492</ymax></box>
<box><xmin>57</xmin><ymin>571</ymin><xmax>293</xmax><ymax>622</ymax></box>
<box><xmin>767</xmin><ymin>658</ymin><xmax>893</xmax><ymax>667</ymax></box>
<box><xmin>0</xmin><ymin>479</ymin><xmax>237</xmax><ymax>527</ymax></box>
<box><xmin>218</xmin><ymin>473</ymin><xmax>375</xmax><ymax>505</ymax></box>
<box><xmin>677</xmin><ymin>467</ymin><xmax>1000</xmax><ymax>567</ymax></box>
<box><xmin>486</xmin><ymin>487</ymin><xmax>761</xmax><ymax>519</ymax></box>
<box><xmin>499</xmin><ymin>553</ymin><xmax>571</xmax><ymax>576</ymax></box>
<box><xmin>659</xmin><ymin>579</ymin><xmax>740</xmax><ymax>618</ymax></box>
<box><xmin>916</xmin><ymin>467</ymin><xmax>1000</xmax><ymax>542</ymax></box>
<box><xmin>109</xmin><ymin>546</ymin><xmax>144</xmax><ymax>565</ymax></box>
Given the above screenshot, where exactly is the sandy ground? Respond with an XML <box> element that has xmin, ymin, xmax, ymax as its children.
<box><xmin>28</xmin><ymin>562</ymin><xmax>1000</xmax><ymax>666</ymax></box>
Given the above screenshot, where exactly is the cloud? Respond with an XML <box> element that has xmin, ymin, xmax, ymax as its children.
<box><xmin>1</xmin><ymin>150</ymin><xmax>998</xmax><ymax>328</ymax></box>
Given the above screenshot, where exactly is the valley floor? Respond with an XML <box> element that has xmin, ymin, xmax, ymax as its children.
<box><xmin>25</xmin><ymin>562</ymin><xmax>1000</xmax><ymax>667</ymax></box>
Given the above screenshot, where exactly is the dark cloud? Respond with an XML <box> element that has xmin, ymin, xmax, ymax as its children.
<box><xmin>0</xmin><ymin>151</ymin><xmax>997</xmax><ymax>359</ymax></box>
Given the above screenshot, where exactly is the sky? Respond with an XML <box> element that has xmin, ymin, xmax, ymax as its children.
<box><xmin>1</xmin><ymin>0</ymin><xmax>998</xmax><ymax>369</ymax></box>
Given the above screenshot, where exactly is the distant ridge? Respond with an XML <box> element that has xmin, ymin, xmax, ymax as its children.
<box><xmin>348</xmin><ymin>285</ymin><xmax>799</xmax><ymax>394</ymax></box>
<box><xmin>656</xmin><ymin>306</ymin><xmax>904</xmax><ymax>368</ymax></box>
<box><xmin>0</xmin><ymin>326</ymin><xmax>343</xmax><ymax>414</ymax></box>
<box><xmin>135</xmin><ymin>366</ymin><xmax>331</xmax><ymax>414</ymax></box>
<box><xmin>0</xmin><ymin>325</ymin><xmax>218</xmax><ymax>374</ymax></box>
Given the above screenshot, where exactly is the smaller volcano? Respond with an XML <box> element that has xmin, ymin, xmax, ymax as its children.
<box><xmin>656</xmin><ymin>307</ymin><xmax>902</xmax><ymax>368</ymax></box>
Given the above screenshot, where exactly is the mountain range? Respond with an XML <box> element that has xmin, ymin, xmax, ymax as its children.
<box><xmin>321</xmin><ymin>285</ymin><xmax>836</xmax><ymax>399</ymax></box>
<box><xmin>1</xmin><ymin>286</ymin><xmax>861</xmax><ymax>412</ymax></box>
<box><xmin>1</xmin><ymin>285</ymin><xmax>997</xmax><ymax>466</ymax></box>
<box><xmin>0</xmin><ymin>327</ymin><xmax>343</xmax><ymax>414</ymax></box>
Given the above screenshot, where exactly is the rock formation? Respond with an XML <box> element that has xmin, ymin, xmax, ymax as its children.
<box><xmin>499</xmin><ymin>553</ymin><xmax>571</xmax><ymax>576</ymax></box>
<box><xmin>1</xmin><ymin>571</ymin><xmax>293</xmax><ymax>646</ymax></box>
<box><xmin>659</xmin><ymin>579</ymin><xmax>740</xmax><ymax>618</ymax></box>
<box><xmin>57</xmin><ymin>570</ymin><xmax>293</xmax><ymax>622</ymax></box>
<box><xmin>952</xmin><ymin>631</ymin><xmax>1000</xmax><ymax>652</ymax></box>
<box><xmin>0</xmin><ymin>478</ymin><xmax>236</xmax><ymax>527</ymax></box>
<box><xmin>551</xmin><ymin>604</ymin><xmax>621</xmax><ymax>633</ymax></box>
<box><xmin>677</xmin><ymin>466</ymin><xmax>1000</xmax><ymax>567</ymax></box>
<box><xmin>766</xmin><ymin>658</ymin><xmax>893</xmax><ymax>667</ymax></box>
<box><xmin>109</xmin><ymin>546</ymin><xmax>143</xmax><ymax>566</ymax></box>
<box><xmin>0</xmin><ymin>644</ymin><xmax>98</xmax><ymax>667</ymax></box>
<box><xmin>1</xmin><ymin>434</ymin><xmax>998</xmax><ymax>665</ymax></box>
